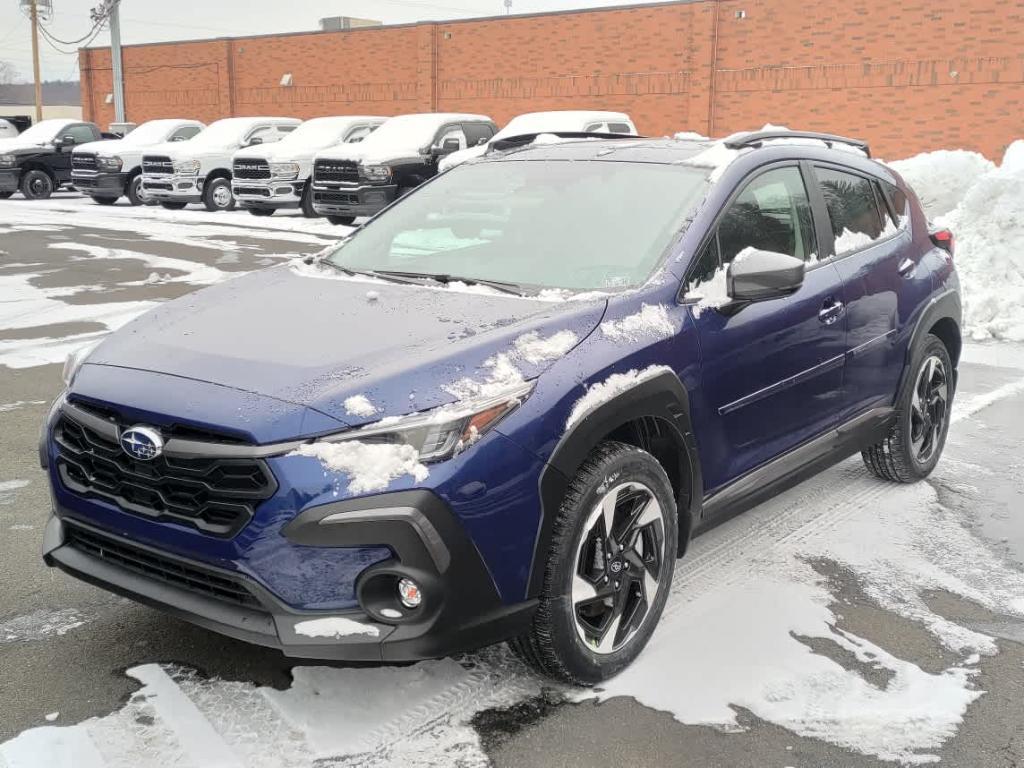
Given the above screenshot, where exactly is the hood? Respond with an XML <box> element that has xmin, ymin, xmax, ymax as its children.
<box><xmin>0</xmin><ymin>138</ymin><xmax>53</xmax><ymax>155</ymax></box>
<box><xmin>233</xmin><ymin>144</ymin><xmax>311</xmax><ymax>163</ymax></box>
<box><xmin>75</xmin><ymin>137</ymin><xmax>129</xmax><ymax>156</ymax></box>
<box><xmin>142</xmin><ymin>141</ymin><xmax>229</xmax><ymax>161</ymax></box>
<box><xmin>317</xmin><ymin>142</ymin><xmax>420</xmax><ymax>166</ymax></box>
<box><xmin>85</xmin><ymin>263</ymin><xmax>606</xmax><ymax>431</ymax></box>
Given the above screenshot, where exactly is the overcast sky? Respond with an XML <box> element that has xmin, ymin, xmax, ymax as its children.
<box><xmin>0</xmin><ymin>0</ymin><xmax>661</xmax><ymax>82</ymax></box>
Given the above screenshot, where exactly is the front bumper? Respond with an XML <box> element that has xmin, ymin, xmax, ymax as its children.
<box><xmin>0</xmin><ymin>169</ymin><xmax>19</xmax><ymax>192</ymax></box>
<box><xmin>233</xmin><ymin>180</ymin><xmax>304</xmax><ymax>209</ymax></box>
<box><xmin>141</xmin><ymin>173</ymin><xmax>202</xmax><ymax>203</ymax></box>
<box><xmin>43</xmin><ymin>489</ymin><xmax>536</xmax><ymax>662</ymax></box>
<box><xmin>312</xmin><ymin>183</ymin><xmax>397</xmax><ymax>217</ymax></box>
<box><xmin>72</xmin><ymin>171</ymin><xmax>127</xmax><ymax>196</ymax></box>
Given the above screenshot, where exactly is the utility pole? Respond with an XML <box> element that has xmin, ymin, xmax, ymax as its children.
<box><xmin>107</xmin><ymin>0</ymin><xmax>125</xmax><ymax>124</ymax></box>
<box><xmin>29</xmin><ymin>0</ymin><xmax>42</xmax><ymax>122</ymax></box>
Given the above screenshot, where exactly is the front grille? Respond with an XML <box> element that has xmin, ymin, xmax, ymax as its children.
<box><xmin>234</xmin><ymin>186</ymin><xmax>272</xmax><ymax>197</ymax></box>
<box><xmin>73</xmin><ymin>153</ymin><xmax>97</xmax><ymax>171</ymax></box>
<box><xmin>142</xmin><ymin>155</ymin><xmax>174</xmax><ymax>174</ymax></box>
<box><xmin>233</xmin><ymin>159</ymin><xmax>270</xmax><ymax>180</ymax></box>
<box><xmin>54</xmin><ymin>409</ymin><xmax>276</xmax><ymax>538</ymax></box>
<box><xmin>314</xmin><ymin>159</ymin><xmax>359</xmax><ymax>183</ymax></box>
<box><xmin>65</xmin><ymin>522</ymin><xmax>263</xmax><ymax>609</ymax></box>
<box><xmin>315</xmin><ymin>190</ymin><xmax>360</xmax><ymax>205</ymax></box>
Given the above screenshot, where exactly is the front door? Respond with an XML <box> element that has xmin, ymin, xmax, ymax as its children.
<box><xmin>685</xmin><ymin>164</ymin><xmax>848</xmax><ymax>493</ymax></box>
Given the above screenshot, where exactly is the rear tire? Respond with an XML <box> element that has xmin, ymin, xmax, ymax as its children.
<box><xmin>126</xmin><ymin>174</ymin><xmax>146</xmax><ymax>206</ymax></box>
<box><xmin>90</xmin><ymin>195</ymin><xmax>118</xmax><ymax>205</ymax></box>
<box><xmin>202</xmin><ymin>177</ymin><xmax>235</xmax><ymax>212</ymax></box>
<box><xmin>247</xmin><ymin>208</ymin><xmax>274</xmax><ymax>217</ymax></box>
<box><xmin>160</xmin><ymin>201</ymin><xmax>187</xmax><ymax>210</ymax></box>
<box><xmin>511</xmin><ymin>441</ymin><xmax>678</xmax><ymax>685</ymax></box>
<box><xmin>327</xmin><ymin>215</ymin><xmax>356</xmax><ymax>226</ymax></box>
<box><xmin>20</xmin><ymin>169</ymin><xmax>54</xmax><ymax>200</ymax></box>
<box><xmin>862</xmin><ymin>333</ymin><xmax>953</xmax><ymax>483</ymax></box>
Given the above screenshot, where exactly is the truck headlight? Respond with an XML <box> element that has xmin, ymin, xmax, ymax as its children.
<box><xmin>0</xmin><ymin>155</ymin><xmax>15</xmax><ymax>168</ymax></box>
<box><xmin>172</xmin><ymin>159</ymin><xmax>200</xmax><ymax>175</ymax></box>
<box><xmin>62</xmin><ymin>340</ymin><xmax>101</xmax><ymax>387</ymax></box>
<box><xmin>97</xmin><ymin>155</ymin><xmax>123</xmax><ymax>171</ymax></box>
<box><xmin>315</xmin><ymin>382</ymin><xmax>532</xmax><ymax>462</ymax></box>
<box><xmin>269</xmin><ymin>162</ymin><xmax>300</xmax><ymax>180</ymax></box>
<box><xmin>362</xmin><ymin>164</ymin><xmax>392</xmax><ymax>182</ymax></box>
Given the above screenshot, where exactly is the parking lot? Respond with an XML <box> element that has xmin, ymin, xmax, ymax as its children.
<box><xmin>0</xmin><ymin>190</ymin><xmax>1022</xmax><ymax>767</ymax></box>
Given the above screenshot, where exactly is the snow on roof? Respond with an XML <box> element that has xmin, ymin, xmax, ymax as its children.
<box><xmin>493</xmin><ymin>110</ymin><xmax>633</xmax><ymax>140</ymax></box>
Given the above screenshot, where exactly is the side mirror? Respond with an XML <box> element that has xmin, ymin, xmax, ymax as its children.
<box><xmin>247</xmin><ymin>137</ymin><xmax>264</xmax><ymax>147</ymax></box>
<box><xmin>58</xmin><ymin>135</ymin><xmax>75</xmax><ymax>147</ymax></box>
<box><xmin>170</xmin><ymin>135</ymin><xmax>187</xmax><ymax>142</ymax></box>
<box><xmin>430</xmin><ymin>138</ymin><xmax>461</xmax><ymax>157</ymax></box>
<box><xmin>728</xmin><ymin>249</ymin><xmax>805</xmax><ymax>302</ymax></box>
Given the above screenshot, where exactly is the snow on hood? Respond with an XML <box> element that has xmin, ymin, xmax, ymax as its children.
<box><xmin>0</xmin><ymin>138</ymin><xmax>54</xmax><ymax>154</ymax></box>
<box><xmin>74</xmin><ymin>137</ymin><xmax>131</xmax><ymax>156</ymax></box>
<box><xmin>83</xmin><ymin>263</ymin><xmax>605</xmax><ymax>430</ymax></box>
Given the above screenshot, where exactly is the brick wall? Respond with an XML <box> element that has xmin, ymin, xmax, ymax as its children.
<box><xmin>79</xmin><ymin>0</ymin><xmax>1024</xmax><ymax>159</ymax></box>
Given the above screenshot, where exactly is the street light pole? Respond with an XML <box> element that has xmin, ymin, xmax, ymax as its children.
<box><xmin>29</xmin><ymin>0</ymin><xmax>43</xmax><ymax>122</ymax></box>
<box><xmin>108</xmin><ymin>0</ymin><xmax>125</xmax><ymax>124</ymax></box>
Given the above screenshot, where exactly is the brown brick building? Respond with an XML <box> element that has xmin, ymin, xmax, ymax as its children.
<box><xmin>79</xmin><ymin>0</ymin><xmax>1024</xmax><ymax>159</ymax></box>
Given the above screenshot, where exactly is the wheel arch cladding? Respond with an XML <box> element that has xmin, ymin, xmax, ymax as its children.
<box><xmin>207</xmin><ymin>168</ymin><xmax>232</xmax><ymax>182</ymax></box>
<box><xmin>928</xmin><ymin>316</ymin><xmax>962</xmax><ymax>368</ymax></box>
<box><xmin>529</xmin><ymin>370</ymin><xmax>701</xmax><ymax>598</ymax></box>
<box><xmin>898</xmin><ymin>289</ymin><xmax>962</xmax><ymax>400</ymax></box>
<box><xmin>23</xmin><ymin>161</ymin><xmax>55</xmax><ymax>181</ymax></box>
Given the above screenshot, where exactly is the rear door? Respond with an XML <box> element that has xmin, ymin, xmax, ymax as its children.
<box><xmin>685</xmin><ymin>163</ymin><xmax>848</xmax><ymax>492</ymax></box>
<box><xmin>810</xmin><ymin>164</ymin><xmax>927</xmax><ymax>420</ymax></box>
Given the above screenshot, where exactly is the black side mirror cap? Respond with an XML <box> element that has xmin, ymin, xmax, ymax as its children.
<box><xmin>728</xmin><ymin>249</ymin><xmax>806</xmax><ymax>302</ymax></box>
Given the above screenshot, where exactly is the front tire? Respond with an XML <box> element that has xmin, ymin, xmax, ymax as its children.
<box><xmin>327</xmin><ymin>215</ymin><xmax>356</xmax><ymax>226</ymax></box>
<box><xmin>126</xmin><ymin>174</ymin><xmax>146</xmax><ymax>206</ymax></box>
<box><xmin>512</xmin><ymin>441</ymin><xmax>678</xmax><ymax>685</ymax></box>
<box><xmin>862</xmin><ymin>333</ymin><xmax>953</xmax><ymax>482</ymax></box>
<box><xmin>300</xmin><ymin>182</ymin><xmax>318</xmax><ymax>218</ymax></box>
<box><xmin>20</xmin><ymin>169</ymin><xmax>54</xmax><ymax>200</ymax></box>
<box><xmin>90</xmin><ymin>195</ymin><xmax>118</xmax><ymax>205</ymax></box>
<box><xmin>202</xmin><ymin>177</ymin><xmax>235</xmax><ymax>212</ymax></box>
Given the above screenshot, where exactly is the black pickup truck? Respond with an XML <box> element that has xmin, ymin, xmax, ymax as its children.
<box><xmin>0</xmin><ymin>119</ymin><xmax>111</xmax><ymax>200</ymax></box>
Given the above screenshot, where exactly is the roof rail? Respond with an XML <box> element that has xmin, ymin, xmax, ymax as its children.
<box><xmin>489</xmin><ymin>131</ymin><xmax>643</xmax><ymax>152</ymax></box>
<box><xmin>722</xmin><ymin>130</ymin><xmax>870</xmax><ymax>157</ymax></box>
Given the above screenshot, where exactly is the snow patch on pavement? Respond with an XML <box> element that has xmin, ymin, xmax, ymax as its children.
<box><xmin>0</xmin><ymin>400</ymin><xmax>46</xmax><ymax>413</ymax></box>
<box><xmin>566</xmin><ymin>366</ymin><xmax>674</xmax><ymax>430</ymax></box>
<box><xmin>0</xmin><ymin>608</ymin><xmax>87</xmax><ymax>643</ymax></box>
<box><xmin>600</xmin><ymin>303</ymin><xmax>674</xmax><ymax>342</ymax></box>
<box><xmin>48</xmin><ymin>242</ymin><xmax>232</xmax><ymax>285</ymax></box>
<box><xmin>293</xmin><ymin>617</ymin><xmax>380</xmax><ymax>639</ymax></box>
<box><xmin>293</xmin><ymin>441</ymin><xmax>429</xmax><ymax>494</ymax></box>
<box><xmin>0</xmin><ymin>479</ymin><xmax>30</xmax><ymax>504</ymax></box>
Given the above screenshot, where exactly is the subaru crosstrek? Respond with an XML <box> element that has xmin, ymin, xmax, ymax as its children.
<box><xmin>41</xmin><ymin>129</ymin><xmax>961</xmax><ymax>684</ymax></box>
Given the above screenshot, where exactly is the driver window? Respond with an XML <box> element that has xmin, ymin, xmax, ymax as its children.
<box><xmin>246</xmin><ymin>126</ymin><xmax>275</xmax><ymax>145</ymax></box>
<box><xmin>435</xmin><ymin>127</ymin><xmax>467</xmax><ymax>151</ymax></box>
<box><xmin>66</xmin><ymin>124</ymin><xmax>97</xmax><ymax>144</ymax></box>
<box><xmin>169</xmin><ymin>125</ymin><xmax>201</xmax><ymax>141</ymax></box>
<box><xmin>345</xmin><ymin>125</ymin><xmax>373</xmax><ymax>143</ymax></box>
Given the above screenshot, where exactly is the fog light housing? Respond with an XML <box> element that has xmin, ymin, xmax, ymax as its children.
<box><xmin>397</xmin><ymin>578</ymin><xmax>422</xmax><ymax>608</ymax></box>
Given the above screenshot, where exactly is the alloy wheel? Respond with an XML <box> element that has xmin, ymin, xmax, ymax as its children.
<box><xmin>910</xmin><ymin>354</ymin><xmax>948</xmax><ymax>463</ymax></box>
<box><xmin>29</xmin><ymin>175</ymin><xmax>51</xmax><ymax>197</ymax></box>
<box><xmin>571</xmin><ymin>481</ymin><xmax>666</xmax><ymax>655</ymax></box>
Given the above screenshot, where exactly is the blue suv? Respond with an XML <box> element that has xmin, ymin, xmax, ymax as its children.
<box><xmin>41</xmin><ymin>129</ymin><xmax>961</xmax><ymax>684</ymax></box>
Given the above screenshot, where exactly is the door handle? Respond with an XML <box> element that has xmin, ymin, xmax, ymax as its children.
<box><xmin>819</xmin><ymin>300</ymin><xmax>844</xmax><ymax>325</ymax></box>
<box><xmin>897</xmin><ymin>258</ymin><xmax>916</xmax><ymax>277</ymax></box>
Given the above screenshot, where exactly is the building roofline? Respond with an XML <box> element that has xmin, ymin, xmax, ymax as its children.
<box><xmin>81</xmin><ymin>0</ymin><xmax>707</xmax><ymax>53</ymax></box>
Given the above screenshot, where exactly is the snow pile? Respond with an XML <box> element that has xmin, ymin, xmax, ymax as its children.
<box><xmin>565</xmin><ymin>366</ymin><xmax>673</xmax><ymax>429</ymax></box>
<box><xmin>1002</xmin><ymin>139</ymin><xmax>1024</xmax><ymax>171</ymax></box>
<box><xmin>888</xmin><ymin>149</ymin><xmax>995</xmax><ymax>218</ymax></box>
<box><xmin>293</xmin><ymin>441</ymin><xmax>428</xmax><ymax>494</ymax></box>
<box><xmin>294</xmin><ymin>617</ymin><xmax>380</xmax><ymax>639</ymax></box>
<box><xmin>513</xmin><ymin>329</ymin><xmax>579</xmax><ymax>364</ymax></box>
<box><xmin>600</xmin><ymin>303</ymin><xmax>675</xmax><ymax>342</ymax></box>
<box><xmin>937</xmin><ymin>153</ymin><xmax>1024</xmax><ymax>341</ymax></box>
<box><xmin>343</xmin><ymin>394</ymin><xmax>378</xmax><ymax>418</ymax></box>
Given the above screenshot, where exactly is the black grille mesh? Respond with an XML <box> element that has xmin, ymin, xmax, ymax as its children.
<box><xmin>314</xmin><ymin>159</ymin><xmax>359</xmax><ymax>183</ymax></box>
<box><xmin>72</xmin><ymin>153</ymin><xmax>97</xmax><ymax>171</ymax></box>
<box><xmin>142</xmin><ymin>155</ymin><xmax>173</xmax><ymax>174</ymax></box>
<box><xmin>233</xmin><ymin>159</ymin><xmax>270</xmax><ymax>180</ymax></box>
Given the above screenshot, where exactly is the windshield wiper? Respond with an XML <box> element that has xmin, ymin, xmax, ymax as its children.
<box><xmin>373</xmin><ymin>270</ymin><xmax>525</xmax><ymax>296</ymax></box>
<box><xmin>316</xmin><ymin>260</ymin><xmax>426</xmax><ymax>286</ymax></box>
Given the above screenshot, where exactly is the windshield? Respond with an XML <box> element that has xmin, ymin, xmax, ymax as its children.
<box><xmin>189</xmin><ymin>119</ymin><xmax>256</xmax><ymax>148</ymax></box>
<box><xmin>121</xmin><ymin>120</ymin><xmax>183</xmax><ymax>145</ymax></box>
<box><xmin>276</xmin><ymin>118</ymin><xmax>350</xmax><ymax>150</ymax></box>
<box><xmin>325</xmin><ymin>160</ymin><xmax>709</xmax><ymax>293</ymax></box>
<box><xmin>14</xmin><ymin>119</ymin><xmax>72</xmax><ymax>144</ymax></box>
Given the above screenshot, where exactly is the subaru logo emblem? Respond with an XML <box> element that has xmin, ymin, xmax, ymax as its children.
<box><xmin>120</xmin><ymin>425</ymin><xmax>164</xmax><ymax>461</ymax></box>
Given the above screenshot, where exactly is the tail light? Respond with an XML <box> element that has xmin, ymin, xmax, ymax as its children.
<box><xmin>930</xmin><ymin>228</ymin><xmax>955</xmax><ymax>257</ymax></box>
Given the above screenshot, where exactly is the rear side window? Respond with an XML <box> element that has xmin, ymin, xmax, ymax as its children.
<box><xmin>815</xmin><ymin>167</ymin><xmax>890</xmax><ymax>256</ymax></box>
<box><xmin>607</xmin><ymin>122</ymin><xmax>633</xmax><ymax>134</ymax></box>
<box><xmin>463</xmin><ymin>122</ymin><xmax>494</xmax><ymax>147</ymax></box>
<box><xmin>879</xmin><ymin>180</ymin><xmax>909</xmax><ymax>230</ymax></box>
<box><xmin>169</xmin><ymin>125</ymin><xmax>201</xmax><ymax>141</ymax></box>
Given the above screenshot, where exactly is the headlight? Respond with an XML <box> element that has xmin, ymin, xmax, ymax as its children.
<box><xmin>0</xmin><ymin>155</ymin><xmax>15</xmax><ymax>168</ymax></box>
<box><xmin>318</xmin><ymin>382</ymin><xmax>533</xmax><ymax>462</ymax></box>
<box><xmin>172</xmin><ymin>159</ymin><xmax>200</xmax><ymax>175</ymax></box>
<box><xmin>362</xmin><ymin>164</ymin><xmax>392</xmax><ymax>182</ymax></box>
<box><xmin>62</xmin><ymin>340</ymin><xmax>101</xmax><ymax>387</ymax></box>
<box><xmin>96</xmin><ymin>155</ymin><xmax>123</xmax><ymax>171</ymax></box>
<box><xmin>269</xmin><ymin>162</ymin><xmax>300</xmax><ymax>180</ymax></box>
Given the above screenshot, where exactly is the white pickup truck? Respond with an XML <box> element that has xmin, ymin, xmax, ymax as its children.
<box><xmin>231</xmin><ymin>115</ymin><xmax>386</xmax><ymax>217</ymax></box>
<box><xmin>141</xmin><ymin>116</ymin><xmax>301</xmax><ymax>211</ymax></box>
<box><xmin>72</xmin><ymin>119</ymin><xmax>205</xmax><ymax>206</ymax></box>
<box><xmin>439</xmin><ymin>110</ymin><xmax>637</xmax><ymax>172</ymax></box>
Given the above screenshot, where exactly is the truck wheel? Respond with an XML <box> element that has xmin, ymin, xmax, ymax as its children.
<box><xmin>327</xmin><ymin>215</ymin><xmax>356</xmax><ymax>226</ymax></box>
<box><xmin>300</xmin><ymin>184</ymin><xmax>318</xmax><ymax>218</ymax></box>
<box><xmin>20</xmin><ymin>170</ymin><xmax>54</xmax><ymax>200</ymax></box>
<box><xmin>511</xmin><ymin>441</ymin><xmax>678</xmax><ymax>685</ymax></box>
<box><xmin>248</xmin><ymin>208</ymin><xmax>274</xmax><ymax>217</ymax></box>
<box><xmin>862</xmin><ymin>333</ymin><xmax>953</xmax><ymax>483</ymax></box>
<box><xmin>202</xmin><ymin>177</ymin><xmax>235</xmax><ymax>212</ymax></box>
<box><xmin>90</xmin><ymin>195</ymin><xmax>118</xmax><ymax>205</ymax></box>
<box><xmin>126</xmin><ymin>175</ymin><xmax>146</xmax><ymax>206</ymax></box>
<box><xmin>160</xmin><ymin>202</ymin><xmax>188</xmax><ymax>210</ymax></box>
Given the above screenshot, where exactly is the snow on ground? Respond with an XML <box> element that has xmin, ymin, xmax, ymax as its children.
<box><xmin>0</xmin><ymin>608</ymin><xmax>87</xmax><ymax>643</ymax></box>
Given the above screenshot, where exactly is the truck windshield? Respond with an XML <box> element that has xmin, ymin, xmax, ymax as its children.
<box><xmin>325</xmin><ymin>159</ymin><xmax>709</xmax><ymax>294</ymax></box>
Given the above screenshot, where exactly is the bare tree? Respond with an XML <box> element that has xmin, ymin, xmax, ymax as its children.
<box><xmin>0</xmin><ymin>60</ymin><xmax>18</xmax><ymax>85</ymax></box>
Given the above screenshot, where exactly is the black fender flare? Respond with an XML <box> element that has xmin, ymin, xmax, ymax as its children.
<box><xmin>527</xmin><ymin>370</ymin><xmax>702</xmax><ymax>598</ymax></box>
<box><xmin>897</xmin><ymin>288</ymin><xmax>962</xmax><ymax>401</ymax></box>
